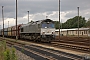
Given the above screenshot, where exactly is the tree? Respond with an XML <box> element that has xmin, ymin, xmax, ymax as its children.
<box><xmin>53</xmin><ymin>21</ymin><xmax>60</xmax><ymax>29</ymax></box>
<box><xmin>62</xmin><ymin>16</ymin><xmax>86</xmax><ymax>29</ymax></box>
<box><xmin>86</xmin><ymin>18</ymin><xmax>90</xmax><ymax>27</ymax></box>
<box><xmin>54</xmin><ymin>16</ymin><xmax>86</xmax><ymax>29</ymax></box>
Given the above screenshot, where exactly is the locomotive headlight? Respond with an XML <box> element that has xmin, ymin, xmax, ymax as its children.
<box><xmin>52</xmin><ymin>31</ymin><xmax>54</xmax><ymax>34</ymax></box>
<box><xmin>52</xmin><ymin>32</ymin><xmax>53</xmax><ymax>34</ymax></box>
<box><xmin>47</xmin><ymin>22</ymin><xmax>49</xmax><ymax>24</ymax></box>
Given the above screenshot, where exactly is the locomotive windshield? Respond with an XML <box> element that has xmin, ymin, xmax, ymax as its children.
<box><xmin>48</xmin><ymin>23</ymin><xmax>54</xmax><ymax>28</ymax></box>
<box><xmin>42</xmin><ymin>23</ymin><xmax>47</xmax><ymax>28</ymax></box>
<box><xmin>42</xmin><ymin>23</ymin><xmax>54</xmax><ymax>28</ymax></box>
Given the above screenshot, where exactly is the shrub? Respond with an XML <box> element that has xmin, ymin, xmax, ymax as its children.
<box><xmin>0</xmin><ymin>41</ymin><xmax>17</xmax><ymax>60</ymax></box>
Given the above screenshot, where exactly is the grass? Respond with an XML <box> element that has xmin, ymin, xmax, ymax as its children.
<box><xmin>0</xmin><ymin>40</ymin><xmax>18</xmax><ymax>60</ymax></box>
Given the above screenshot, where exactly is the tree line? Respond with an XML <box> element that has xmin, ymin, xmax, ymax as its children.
<box><xmin>54</xmin><ymin>16</ymin><xmax>90</xmax><ymax>29</ymax></box>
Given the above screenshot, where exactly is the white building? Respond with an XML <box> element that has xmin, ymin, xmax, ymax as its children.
<box><xmin>55</xmin><ymin>28</ymin><xmax>90</xmax><ymax>37</ymax></box>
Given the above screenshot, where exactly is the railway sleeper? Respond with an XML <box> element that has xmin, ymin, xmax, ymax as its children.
<box><xmin>83</xmin><ymin>48</ymin><xmax>90</xmax><ymax>51</ymax></box>
<box><xmin>72</xmin><ymin>46</ymin><xmax>77</xmax><ymax>48</ymax></box>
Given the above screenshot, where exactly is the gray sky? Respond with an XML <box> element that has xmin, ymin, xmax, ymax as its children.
<box><xmin>0</xmin><ymin>0</ymin><xmax>90</xmax><ymax>28</ymax></box>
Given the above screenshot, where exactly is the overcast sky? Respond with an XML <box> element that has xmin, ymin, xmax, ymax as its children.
<box><xmin>0</xmin><ymin>0</ymin><xmax>90</xmax><ymax>28</ymax></box>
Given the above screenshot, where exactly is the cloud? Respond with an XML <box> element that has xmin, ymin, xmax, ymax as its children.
<box><xmin>0</xmin><ymin>0</ymin><xmax>90</xmax><ymax>28</ymax></box>
<box><xmin>61</xmin><ymin>0</ymin><xmax>90</xmax><ymax>11</ymax></box>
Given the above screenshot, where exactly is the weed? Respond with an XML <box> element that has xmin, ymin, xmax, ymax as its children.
<box><xmin>0</xmin><ymin>40</ymin><xmax>18</xmax><ymax>60</ymax></box>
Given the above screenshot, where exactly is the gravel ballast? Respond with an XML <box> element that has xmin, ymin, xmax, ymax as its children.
<box><xmin>15</xmin><ymin>50</ymin><xmax>35</xmax><ymax>60</ymax></box>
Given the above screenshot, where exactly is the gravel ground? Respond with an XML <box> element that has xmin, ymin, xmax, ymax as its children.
<box><xmin>15</xmin><ymin>49</ymin><xmax>35</xmax><ymax>60</ymax></box>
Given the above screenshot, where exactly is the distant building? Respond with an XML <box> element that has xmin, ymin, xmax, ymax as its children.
<box><xmin>55</xmin><ymin>28</ymin><xmax>90</xmax><ymax>37</ymax></box>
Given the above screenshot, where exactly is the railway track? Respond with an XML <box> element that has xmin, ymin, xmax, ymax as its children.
<box><xmin>0</xmin><ymin>39</ymin><xmax>57</xmax><ymax>60</ymax></box>
<box><xmin>58</xmin><ymin>40</ymin><xmax>90</xmax><ymax>46</ymax></box>
<box><xmin>0</xmin><ymin>37</ymin><xmax>88</xmax><ymax>60</ymax></box>
<box><xmin>56</xmin><ymin>37</ymin><xmax>90</xmax><ymax>45</ymax></box>
<box><xmin>54</xmin><ymin>37</ymin><xmax>90</xmax><ymax>53</ymax></box>
<box><xmin>50</xmin><ymin>42</ymin><xmax>90</xmax><ymax>53</ymax></box>
<box><xmin>54</xmin><ymin>39</ymin><xmax>90</xmax><ymax>46</ymax></box>
<box><xmin>0</xmin><ymin>37</ymin><xmax>90</xmax><ymax>53</ymax></box>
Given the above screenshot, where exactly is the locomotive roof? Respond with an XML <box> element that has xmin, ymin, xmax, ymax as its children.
<box><xmin>21</xmin><ymin>19</ymin><xmax>53</xmax><ymax>27</ymax></box>
<box><xmin>42</xmin><ymin>19</ymin><xmax>53</xmax><ymax>22</ymax></box>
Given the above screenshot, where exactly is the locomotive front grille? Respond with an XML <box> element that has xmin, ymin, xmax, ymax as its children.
<box><xmin>46</xmin><ymin>35</ymin><xmax>51</xmax><ymax>38</ymax></box>
<box><xmin>42</xmin><ymin>35</ymin><xmax>55</xmax><ymax>38</ymax></box>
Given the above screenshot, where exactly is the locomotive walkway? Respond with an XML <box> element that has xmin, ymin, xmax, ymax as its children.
<box><xmin>0</xmin><ymin>37</ymin><xmax>90</xmax><ymax>60</ymax></box>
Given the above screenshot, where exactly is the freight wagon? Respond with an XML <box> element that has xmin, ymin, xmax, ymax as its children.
<box><xmin>4</xmin><ymin>28</ymin><xmax>8</xmax><ymax>37</ymax></box>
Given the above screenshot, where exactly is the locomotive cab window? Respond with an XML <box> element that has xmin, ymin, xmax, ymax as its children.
<box><xmin>42</xmin><ymin>23</ymin><xmax>47</xmax><ymax>28</ymax></box>
<box><xmin>42</xmin><ymin>22</ymin><xmax>54</xmax><ymax>28</ymax></box>
<box><xmin>47</xmin><ymin>23</ymin><xmax>54</xmax><ymax>28</ymax></box>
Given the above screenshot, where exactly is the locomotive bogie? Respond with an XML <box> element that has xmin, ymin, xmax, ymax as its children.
<box><xmin>20</xmin><ymin>33</ymin><xmax>41</xmax><ymax>40</ymax></box>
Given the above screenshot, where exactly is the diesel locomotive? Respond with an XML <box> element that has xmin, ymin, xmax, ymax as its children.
<box><xmin>20</xmin><ymin>19</ymin><xmax>55</xmax><ymax>42</ymax></box>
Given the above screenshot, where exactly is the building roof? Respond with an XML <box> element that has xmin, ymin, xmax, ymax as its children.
<box><xmin>55</xmin><ymin>28</ymin><xmax>90</xmax><ymax>32</ymax></box>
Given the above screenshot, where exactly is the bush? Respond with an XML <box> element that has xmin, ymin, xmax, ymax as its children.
<box><xmin>0</xmin><ymin>40</ymin><xmax>17</xmax><ymax>60</ymax></box>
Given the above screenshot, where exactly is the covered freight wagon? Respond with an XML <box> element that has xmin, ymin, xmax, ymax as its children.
<box><xmin>11</xmin><ymin>24</ymin><xmax>23</xmax><ymax>38</ymax></box>
<box><xmin>1</xmin><ymin>29</ymin><xmax>3</xmax><ymax>36</ymax></box>
<box><xmin>12</xmin><ymin>26</ymin><xmax>16</xmax><ymax>38</ymax></box>
<box><xmin>8</xmin><ymin>27</ymin><xmax>12</xmax><ymax>37</ymax></box>
<box><xmin>4</xmin><ymin>28</ymin><xmax>8</xmax><ymax>37</ymax></box>
<box><xmin>0</xmin><ymin>30</ymin><xmax>1</xmax><ymax>36</ymax></box>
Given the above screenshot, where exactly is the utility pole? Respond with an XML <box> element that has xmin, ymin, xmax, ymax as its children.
<box><xmin>61</xmin><ymin>19</ymin><xmax>62</xmax><ymax>34</ymax></box>
<box><xmin>0</xmin><ymin>25</ymin><xmax>1</xmax><ymax>29</ymax></box>
<box><xmin>16</xmin><ymin>0</ymin><xmax>18</xmax><ymax>40</ymax></box>
<box><xmin>2</xmin><ymin>6</ymin><xmax>4</xmax><ymax>38</ymax></box>
<box><xmin>59</xmin><ymin>0</ymin><xmax>60</xmax><ymax>40</ymax></box>
<box><xmin>27</xmin><ymin>11</ymin><xmax>29</xmax><ymax>23</ymax></box>
<box><xmin>8</xmin><ymin>21</ymin><xmax>9</xmax><ymax>27</ymax></box>
<box><xmin>77</xmin><ymin>7</ymin><xmax>79</xmax><ymax>38</ymax></box>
